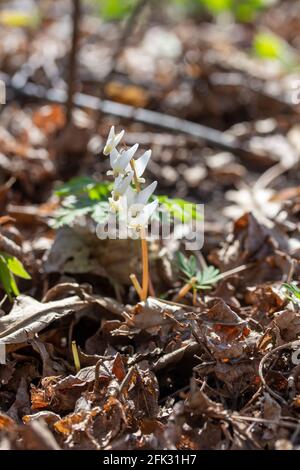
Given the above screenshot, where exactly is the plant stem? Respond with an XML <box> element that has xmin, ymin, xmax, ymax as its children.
<box><xmin>174</xmin><ymin>277</ymin><xmax>197</xmax><ymax>302</ymax></box>
<box><xmin>141</xmin><ymin>228</ymin><xmax>149</xmax><ymax>301</ymax></box>
<box><xmin>192</xmin><ymin>286</ymin><xmax>197</xmax><ymax>306</ymax></box>
<box><xmin>71</xmin><ymin>340</ymin><xmax>81</xmax><ymax>373</ymax></box>
<box><xmin>66</xmin><ymin>0</ymin><xmax>81</xmax><ymax>124</ymax></box>
<box><xmin>148</xmin><ymin>275</ymin><xmax>156</xmax><ymax>297</ymax></box>
<box><xmin>130</xmin><ymin>158</ymin><xmax>149</xmax><ymax>301</ymax></box>
<box><xmin>130</xmin><ymin>273</ymin><xmax>143</xmax><ymax>300</ymax></box>
<box><xmin>130</xmin><ymin>159</ymin><xmax>141</xmax><ymax>191</ymax></box>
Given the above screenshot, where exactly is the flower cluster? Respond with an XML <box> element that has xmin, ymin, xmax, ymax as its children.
<box><xmin>104</xmin><ymin>126</ymin><xmax>158</xmax><ymax>237</ymax></box>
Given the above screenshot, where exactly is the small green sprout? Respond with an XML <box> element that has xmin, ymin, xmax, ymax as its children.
<box><xmin>282</xmin><ymin>283</ymin><xmax>300</xmax><ymax>306</ymax></box>
<box><xmin>177</xmin><ymin>252</ymin><xmax>220</xmax><ymax>291</ymax></box>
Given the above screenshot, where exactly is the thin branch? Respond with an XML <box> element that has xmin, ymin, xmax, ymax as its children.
<box><xmin>0</xmin><ymin>232</ymin><xmax>23</xmax><ymax>261</ymax></box>
<box><xmin>258</xmin><ymin>340</ymin><xmax>300</xmax><ymax>405</ymax></box>
<box><xmin>1</xmin><ymin>71</ymin><xmax>264</xmax><ymax>159</ymax></box>
<box><xmin>105</xmin><ymin>0</ymin><xmax>151</xmax><ymax>84</ymax></box>
<box><xmin>66</xmin><ymin>0</ymin><xmax>81</xmax><ymax>124</ymax></box>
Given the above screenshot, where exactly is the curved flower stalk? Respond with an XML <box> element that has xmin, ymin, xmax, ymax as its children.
<box><xmin>103</xmin><ymin>126</ymin><xmax>158</xmax><ymax>301</ymax></box>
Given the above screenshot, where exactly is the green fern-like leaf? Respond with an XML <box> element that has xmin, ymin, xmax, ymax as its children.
<box><xmin>54</xmin><ymin>177</ymin><xmax>203</xmax><ymax>228</ymax></box>
<box><xmin>176</xmin><ymin>252</ymin><xmax>220</xmax><ymax>291</ymax></box>
<box><xmin>196</xmin><ymin>265</ymin><xmax>221</xmax><ymax>290</ymax></box>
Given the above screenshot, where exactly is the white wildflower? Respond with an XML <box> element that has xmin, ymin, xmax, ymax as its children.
<box><xmin>128</xmin><ymin>199</ymin><xmax>159</xmax><ymax>236</ymax></box>
<box><xmin>125</xmin><ymin>181</ymin><xmax>157</xmax><ymax>209</ymax></box>
<box><xmin>104</xmin><ymin>127</ymin><xmax>158</xmax><ymax>236</ymax></box>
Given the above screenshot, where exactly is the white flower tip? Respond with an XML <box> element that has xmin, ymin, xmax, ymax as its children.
<box><xmin>152</xmin><ymin>180</ymin><xmax>158</xmax><ymax>191</ymax></box>
<box><xmin>103</xmin><ymin>127</ymin><xmax>125</xmax><ymax>156</ymax></box>
<box><xmin>103</xmin><ymin>145</ymin><xmax>111</xmax><ymax>156</ymax></box>
<box><xmin>135</xmin><ymin>149</ymin><xmax>152</xmax><ymax>177</ymax></box>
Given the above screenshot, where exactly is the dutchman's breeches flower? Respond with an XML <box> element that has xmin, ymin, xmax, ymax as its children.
<box><xmin>103</xmin><ymin>125</ymin><xmax>158</xmax><ymax>301</ymax></box>
<box><xmin>104</xmin><ymin>126</ymin><xmax>157</xmax><ymax>231</ymax></box>
<box><xmin>107</xmin><ymin>144</ymin><xmax>139</xmax><ymax>178</ymax></box>
<box><xmin>109</xmin><ymin>172</ymin><xmax>134</xmax><ymax>213</ymax></box>
<box><xmin>128</xmin><ymin>199</ymin><xmax>159</xmax><ymax>238</ymax></box>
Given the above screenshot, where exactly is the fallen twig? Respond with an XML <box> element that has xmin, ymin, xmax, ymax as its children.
<box><xmin>258</xmin><ymin>340</ymin><xmax>300</xmax><ymax>405</ymax></box>
<box><xmin>0</xmin><ymin>72</ymin><xmax>263</xmax><ymax>159</ymax></box>
<box><xmin>66</xmin><ymin>0</ymin><xmax>81</xmax><ymax>123</ymax></box>
<box><xmin>0</xmin><ymin>232</ymin><xmax>23</xmax><ymax>261</ymax></box>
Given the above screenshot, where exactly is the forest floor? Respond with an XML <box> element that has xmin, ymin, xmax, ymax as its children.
<box><xmin>0</xmin><ymin>0</ymin><xmax>300</xmax><ymax>450</ymax></box>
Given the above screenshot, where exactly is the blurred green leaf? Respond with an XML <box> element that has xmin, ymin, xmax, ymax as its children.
<box><xmin>0</xmin><ymin>253</ymin><xmax>31</xmax><ymax>299</ymax></box>
<box><xmin>282</xmin><ymin>283</ymin><xmax>300</xmax><ymax>305</ymax></box>
<box><xmin>253</xmin><ymin>31</ymin><xmax>285</xmax><ymax>60</ymax></box>
<box><xmin>253</xmin><ymin>31</ymin><xmax>297</xmax><ymax>69</ymax></box>
<box><xmin>0</xmin><ymin>10</ymin><xmax>40</xmax><ymax>28</ymax></box>
<box><xmin>200</xmin><ymin>0</ymin><xmax>232</xmax><ymax>15</ymax></box>
<box><xmin>156</xmin><ymin>195</ymin><xmax>203</xmax><ymax>222</ymax></box>
<box><xmin>54</xmin><ymin>177</ymin><xmax>202</xmax><ymax>227</ymax></box>
<box><xmin>89</xmin><ymin>0</ymin><xmax>275</xmax><ymax>23</ymax></box>
<box><xmin>197</xmin><ymin>0</ymin><xmax>273</xmax><ymax>22</ymax></box>
<box><xmin>92</xmin><ymin>0</ymin><xmax>138</xmax><ymax>20</ymax></box>
<box><xmin>0</xmin><ymin>254</ymin><xmax>31</xmax><ymax>280</ymax></box>
<box><xmin>55</xmin><ymin>176</ymin><xmax>96</xmax><ymax>197</ymax></box>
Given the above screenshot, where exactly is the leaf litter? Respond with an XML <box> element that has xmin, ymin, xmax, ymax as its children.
<box><xmin>1</xmin><ymin>0</ymin><xmax>300</xmax><ymax>452</ymax></box>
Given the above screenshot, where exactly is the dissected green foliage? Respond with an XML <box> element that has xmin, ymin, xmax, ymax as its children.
<box><xmin>156</xmin><ymin>195</ymin><xmax>202</xmax><ymax>222</ymax></box>
<box><xmin>177</xmin><ymin>252</ymin><xmax>220</xmax><ymax>290</ymax></box>
<box><xmin>54</xmin><ymin>177</ymin><xmax>202</xmax><ymax>228</ymax></box>
<box><xmin>54</xmin><ymin>177</ymin><xmax>111</xmax><ymax>228</ymax></box>
<box><xmin>0</xmin><ymin>252</ymin><xmax>31</xmax><ymax>299</ymax></box>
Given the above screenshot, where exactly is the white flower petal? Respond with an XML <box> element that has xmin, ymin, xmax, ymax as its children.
<box><xmin>114</xmin><ymin>129</ymin><xmax>125</xmax><ymax>147</ymax></box>
<box><xmin>129</xmin><ymin>199</ymin><xmax>158</xmax><ymax>229</ymax></box>
<box><xmin>136</xmin><ymin>181</ymin><xmax>157</xmax><ymax>206</ymax></box>
<box><xmin>103</xmin><ymin>127</ymin><xmax>125</xmax><ymax>156</ymax></box>
<box><xmin>142</xmin><ymin>199</ymin><xmax>159</xmax><ymax>221</ymax></box>
<box><xmin>109</xmin><ymin>194</ymin><xmax>129</xmax><ymax>214</ymax></box>
<box><xmin>110</xmin><ymin>148</ymin><xmax>120</xmax><ymax>168</ymax></box>
<box><xmin>135</xmin><ymin>150</ymin><xmax>152</xmax><ymax>178</ymax></box>
<box><xmin>124</xmin><ymin>185</ymin><xmax>136</xmax><ymax>207</ymax></box>
<box><xmin>107</xmin><ymin>126</ymin><xmax>115</xmax><ymax>141</ymax></box>
<box><xmin>113</xmin><ymin>172</ymin><xmax>134</xmax><ymax>196</ymax></box>
<box><xmin>120</xmin><ymin>144</ymin><xmax>139</xmax><ymax>169</ymax></box>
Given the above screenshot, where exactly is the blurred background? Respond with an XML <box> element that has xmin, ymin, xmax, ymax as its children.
<box><xmin>0</xmin><ymin>0</ymin><xmax>300</xmax><ymax>247</ymax></box>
